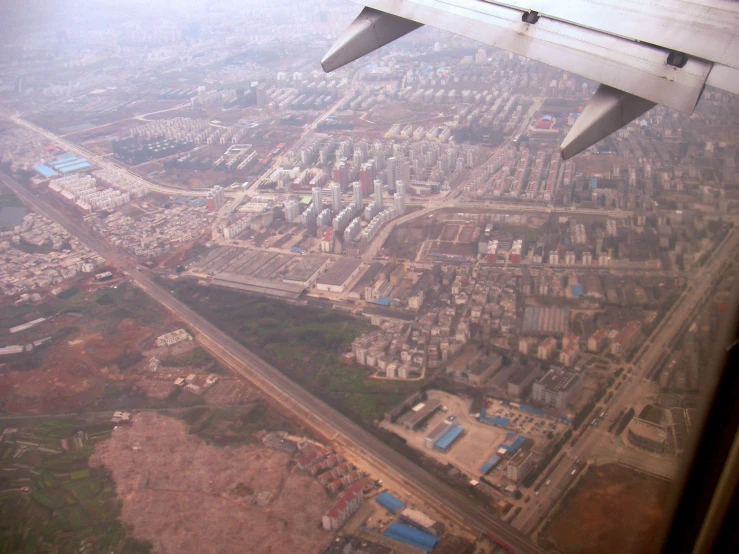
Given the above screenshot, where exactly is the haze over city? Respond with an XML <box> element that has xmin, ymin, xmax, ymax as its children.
<box><xmin>0</xmin><ymin>1</ymin><xmax>737</xmax><ymax>553</ymax></box>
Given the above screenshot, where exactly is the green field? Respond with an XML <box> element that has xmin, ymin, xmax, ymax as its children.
<box><xmin>0</xmin><ymin>416</ymin><xmax>151</xmax><ymax>554</ymax></box>
<box><xmin>160</xmin><ymin>346</ymin><xmax>225</xmax><ymax>373</ymax></box>
<box><xmin>1</xmin><ymin>282</ymin><xmax>165</xmax><ymax>334</ymax></box>
<box><xmin>168</xmin><ymin>280</ymin><xmax>425</xmax><ymax>424</ymax></box>
<box><xmin>176</xmin><ymin>401</ymin><xmax>297</xmax><ymax>447</ymax></box>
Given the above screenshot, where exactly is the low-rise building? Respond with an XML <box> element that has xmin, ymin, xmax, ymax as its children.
<box><xmin>627</xmin><ymin>418</ymin><xmax>667</xmax><ymax>453</ymax></box>
<box><xmin>537</xmin><ymin>337</ymin><xmax>557</xmax><ymax>360</ymax></box>
<box><xmin>322</xmin><ymin>482</ymin><xmax>365</xmax><ymax>531</ymax></box>
<box><xmin>506</xmin><ymin>449</ymin><xmax>534</xmax><ymax>482</ymax></box>
<box><xmin>611</xmin><ymin>321</ymin><xmax>642</xmax><ymax>357</ymax></box>
<box><xmin>155</xmin><ymin>329</ymin><xmax>192</xmax><ymax>347</ymax></box>
<box><xmin>468</xmin><ymin>353</ymin><xmax>503</xmax><ymax>385</ymax></box>
<box><xmin>532</xmin><ymin>367</ymin><xmax>580</xmax><ymax>410</ymax></box>
<box><xmin>560</xmin><ymin>345</ymin><xmax>579</xmax><ymax>366</ymax></box>
<box><xmin>507</xmin><ymin>364</ymin><xmax>539</xmax><ymax>399</ymax></box>
<box><xmin>588</xmin><ymin>329</ymin><xmax>607</xmax><ymax>352</ymax></box>
<box><xmin>315</xmin><ymin>258</ymin><xmax>363</xmax><ymax>293</ymax></box>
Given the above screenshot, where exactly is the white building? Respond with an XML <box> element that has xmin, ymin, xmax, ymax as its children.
<box><xmin>284</xmin><ymin>199</ymin><xmax>300</xmax><ymax>222</ymax></box>
<box><xmin>155</xmin><ymin>329</ymin><xmax>192</xmax><ymax>347</ymax></box>
<box><xmin>330</xmin><ymin>182</ymin><xmax>342</xmax><ymax>213</ymax></box>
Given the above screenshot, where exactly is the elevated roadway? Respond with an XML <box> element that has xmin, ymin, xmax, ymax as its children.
<box><xmin>0</xmin><ymin>170</ymin><xmax>542</xmax><ymax>554</ymax></box>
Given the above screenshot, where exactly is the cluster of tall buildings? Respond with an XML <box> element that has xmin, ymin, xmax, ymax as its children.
<box><xmin>48</xmin><ymin>174</ymin><xmax>133</xmax><ymax>213</ymax></box>
<box><xmin>290</xmin><ymin>173</ymin><xmax>407</xmax><ymax>253</ymax></box>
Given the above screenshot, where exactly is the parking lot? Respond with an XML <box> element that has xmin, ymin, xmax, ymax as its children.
<box><xmin>482</xmin><ymin>399</ymin><xmax>569</xmax><ymax>441</ymax></box>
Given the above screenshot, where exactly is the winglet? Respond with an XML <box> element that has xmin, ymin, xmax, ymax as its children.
<box><xmin>322</xmin><ymin>7</ymin><xmax>422</xmax><ymax>73</ymax></box>
<box><xmin>560</xmin><ymin>84</ymin><xmax>656</xmax><ymax>159</ymax></box>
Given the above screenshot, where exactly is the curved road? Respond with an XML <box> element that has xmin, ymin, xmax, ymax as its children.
<box><xmin>1</xmin><ymin>170</ymin><xmax>542</xmax><ymax>554</ymax></box>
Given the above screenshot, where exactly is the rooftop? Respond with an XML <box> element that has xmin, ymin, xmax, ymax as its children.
<box><xmin>350</xmin><ymin>262</ymin><xmax>384</xmax><ymax>294</ymax></box>
<box><xmin>316</xmin><ymin>258</ymin><xmax>362</xmax><ymax>286</ymax></box>
<box><xmin>508</xmin><ymin>363</ymin><xmax>538</xmax><ymax>385</ymax></box>
<box><xmin>629</xmin><ymin>418</ymin><xmax>668</xmax><ymax>443</ymax></box>
<box><xmin>522</xmin><ymin>305</ymin><xmax>570</xmax><ymax>335</ymax></box>
<box><xmin>397</xmin><ymin>399</ymin><xmax>442</xmax><ymax>428</ymax></box>
<box><xmin>509</xmin><ymin>447</ymin><xmax>531</xmax><ymax>466</ymax></box>
<box><xmin>211</xmin><ymin>272</ymin><xmax>305</xmax><ymax>300</ymax></box>
<box><xmin>536</xmin><ymin>367</ymin><xmax>578</xmax><ymax>392</ymax></box>
<box><xmin>282</xmin><ymin>255</ymin><xmax>328</xmax><ymax>282</ymax></box>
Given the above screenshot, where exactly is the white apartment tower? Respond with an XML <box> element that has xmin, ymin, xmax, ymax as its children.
<box><xmin>352</xmin><ymin>182</ymin><xmax>363</xmax><ymax>206</ymax></box>
<box><xmin>312</xmin><ymin>186</ymin><xmax>322</xmax><ymax>212</ymax></box>
<box><xmin>374</xmin><ymin>180</ymin><xmax>383</xmax><ymax>209</ymax></box>
<box><xmin>285</xmin><ymin>199</ymin><xmax>300</xmax><ymax>222</ymax></box>
<box><xmin>386</xmin><ymin>156</ymin><xmax>397</xmax><ymax>191</ymax></box>
<box><xmin>330</xmin><ymin>182</ymin><xmax>341</xmax><ymax>213</ymax></box>
<box><xmin>394</xmin><ymin>180</ymin><xmax>407</xmax><ymax>215</ymax></box>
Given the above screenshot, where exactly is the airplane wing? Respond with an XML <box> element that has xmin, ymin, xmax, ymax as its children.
<box><xmin>321</xmin><ymin>0</ymin><xmax>739</xmax><ymax>158</ymax></box>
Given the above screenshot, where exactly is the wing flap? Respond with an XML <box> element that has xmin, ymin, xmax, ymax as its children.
<box><xmin>480</xmin><ymin>0</ymin><xmax>739</xmax><ymax>70</ymax></box>
<box><xmin>349</xmin><ymin>0</ymin><xmax>713</xmax><ymax>113</ymax></box>
<box><xmin>707</xmin><ymin>64</ymin><xmax>739</xmax><ymax>96</ymax></box>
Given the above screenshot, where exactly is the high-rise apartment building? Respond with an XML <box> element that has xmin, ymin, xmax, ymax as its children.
<box><xmin>312</xmin><ymin>186</ymin><xmax>322</xmax><ymax>212</ymax></box>
<box><xmin>386</xmin><ymin>156</ymin><xmax>397</xmax><ymax>191</ymax></box>
<box><xmin>352</xmin><ymin>182</ymin><xmax>363</xmax><ymax>206</ymax></box>
<box><xmin>395</xmin><ymin>160</ymin><xmax>410</xmax><ymax>185</ymax></box>
<box><xmin>331</xmin><ymin>182</ymin><xmax>341</xmax><ymax>213</ymax></box>
<box><xmin>332</xmin><ymin>161</ymin><xmax>349</xmax><ymax>191</ymax></box>
<box><xmin>206</xmin><ymin>185</ymin><xmax>225</xmax><ymax>212</ymax></box>
<box><xmin>374</xmin><ymin>180</ymin><xmax>383</xmax><ymax>209</ymax></box>
<box><xmin>359</xmin><ymin>162</ymin><xmax>375</xmax><ymax>196</ymax></box>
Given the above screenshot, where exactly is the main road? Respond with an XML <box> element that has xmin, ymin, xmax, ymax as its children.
<box><xmin>513</xmin><ymin>224</ymin><xmax>739</xmax><ymax>535</ymax></box>
<box><xmin>0</xmin><ymin>170</ymin><xmax>542</xmax><ymax>554</ymax></box>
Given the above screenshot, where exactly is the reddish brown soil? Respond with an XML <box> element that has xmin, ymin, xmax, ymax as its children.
<box><xmin>91</xmin><ymin>413</ymin><xmax>333</xmax><ymax>554</ymax></box>
<box><xmin>458</xmin><ymin>225</ymin><xmax>477</xmax><ymax>243</ymax></box>
<box><xmin>0</xmin><ymin>336</ymin><xmax>107</xmax><ymax>414</ymax></box>
<box><xmin>204</xmin><ymin>379</ymin><xmax>254</xmax><ymax>405</ymax></box>
<box><xmin>0</xmin><ymin>316</ymin><xmax>171</xmax><ymax>414</ymax></box>
<box><xmin>429</xmin><ymin>242</ymin><xmax>477</xmax><ymax>256</ymax></box>
<box><xmin>441</xmin><ymin>224</ymin><xmax>460</xmax><ymax>241</ymax></box>
<box><xmin>544</xmin><ymin>463</ymin><xmax>672</xmax><ymax>554</ymax></box>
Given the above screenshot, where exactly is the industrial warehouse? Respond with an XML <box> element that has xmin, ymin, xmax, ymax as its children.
<box><xmin>383</xmin><ymin>390</ymin><xmax>571</xmax><ymax>503</ymax></box>
<box><xmin>315</xmin><ymin>258</ymin><xmax>363</xmax><ymax>293</ymax></box>
<box><xmin>190</xmin><ymin>246</ymin><xmax>347</xmax><ymax>299</ymax></box>
<box><xmin>33</xmin><ymin>152</ymin><xmax>93</xmax><ymax>178</ymax></box>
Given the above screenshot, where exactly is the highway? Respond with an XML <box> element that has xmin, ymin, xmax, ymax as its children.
<box><xmin>0</xmin><ymin>170</ymin><xmax>542</xmax><ymax>554</ymax></box>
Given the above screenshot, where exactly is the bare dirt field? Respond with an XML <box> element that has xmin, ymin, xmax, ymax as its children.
<box><xmin>458</xmin><ymin>225</ymin><xmax>478</xmax><ymax>243</ymax></box>
<box><xmin>543</xmin><ymin>463</ymin><xmax>672</xmax><ymax>554</ymax></box>
<box><xmin>204</xmin><ymin>378</ymin><xmax>254</xmax><ymax>405</ymax></box>
<box><xmin>0</xmin><ymin>315</ymin><xmax>160</xmax><ymax>414</ymax></box>
<box><xmin>441</xmin><ymin>224</ymin><xmax>460</xmax><ymax>241</ymax></box>
<box><xmin>0</xmin><ymin>284</ymin><xmax>226</xmax><ymax>415</ymax></box>
<box><xmin>383</xmin><ymin>225</ymin><xmax>430</xmax><ymax>260</ymax></box>
<box><xmin>136</xmin><ymin>379</ymin><xmax>176</xmax><ymax>399</ymax></box>
<box><xmin>91</xmin><ymin>412</ymin><xmax>333</xmax><ymax>554</ymax></box>
<box><xmin>429</xmin><ymin>242</ymin><xmax>477</xmax><ymax>256</ymax></box>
